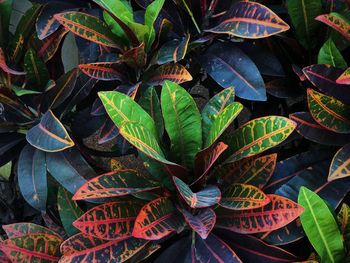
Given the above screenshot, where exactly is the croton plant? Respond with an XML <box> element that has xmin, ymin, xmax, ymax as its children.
<box><xmin>1</xmin><ymin>0</ymin><xmax>350</xmax><ymax>262</ymax></box>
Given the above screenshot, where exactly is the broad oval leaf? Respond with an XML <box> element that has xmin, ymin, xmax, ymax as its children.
<box><xmin>54</xmin><ymin>11</ymin><xmax>122</xmax><ymax>49</ymax></box>
<box><xmin>337</xmin><ymin>67</ymin><xmax>350</xmax><ymax>84</ymax></box>
<box><xmin>307</xmin><ymin>88</ymin><xmax>350</xmax><ymax>133</ymax></box>
<box><xmin>145</xmin><ymin>63</ymin><xmax>192</xmax><ymax>86</ymax></box>
<box><xmin>216</xmin><ymin>194</ymin><xmax>304</xmax><ymax>234</ymax></box>
<box><xmin>318</xmin><ymin>38</ymin><xmax>347</xmax><ymax>68</ymax></box>
<box><xmin>179</xmin><ymin>208</ymin><xmax>216</xmax><ymax>239</ymax></box>
<box><xmin>79</xmin><ymin>62</ymin><xmax>125</xmax><ymax>81</ymax></box>
<box><xmin>206</xmin><ymin>1</ymin><xmax>289</xmax><ymax>38</ymax></box>
<box><xmin>226</xmin><ymin>116</ymin><xmax>296</xmax><ymax>162</ymax></box>
<box><xmin>219</xmin><ymin>184</ymin><xmax>270</xmax><ymax>210</ymax></box>
<box><xmin>132</xmin><ymin>197</ymin><xmax>183</xmax><ymax>240</ymax></box>
<box><xmin>161</xmin><ymin>80</ymin><xmax>202</xmax><ymax>168</ymax></box>
<box><xmin>316</xmin><ymin>12</ymin><xmax>350</xmax><ymax>41</ymax></box>
<box><xmin>17</xmin><ymin>145</ymin><xmax>47</xmax><ymax>211</ymax></box>
<box><xmin>73</xmin><ymin>201</ymin><xmax>142</xmax><ymax>240</ymax></box>
<box><xmin>329</xmin><ymin>143</ymin><xmax>350</xmax><ymax>181</ymax></box>
<box><xmin>298</xmin><ymin>187</ymin><xmax>345</xmax><ymax>263</ymax></box>
<box><xmin>60</xmin><ymin>233</ymin><xmax>147</xmax><ymax>263</ymax></box>
<box><xmin>73</xmin><ymin>169</ymin><xmax>159</xmax><ymax>200</ymax></box>
<box><xmin>26</xmin><ymin>110</ymin><xmax>74</xmax><ymax>152</ymax></box>
<box><xmin>173</xmin><ymin>176</ymin><xmax>221</xmax><ymax>208</ymax></box>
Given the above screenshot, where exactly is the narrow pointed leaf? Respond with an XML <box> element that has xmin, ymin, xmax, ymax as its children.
<box><xmin>145</xmin><ymin>63</ymin><xmax>192</xmax><ymax>86</ymax></box>
<box><xmin>79</xmin><ymin>62</ymin><xmax>125</xmax><ymax>81</ymax></box>
<box><xmin>0</xmin><ymin>48</ymin><xmax>25</xmax><ymax>75</ymax></box>
<box><xmin>216</xmin><ymin>194</ymin><xmax>304</xmax><ymax>234</ymax></box>
<box><xmin>173</xmin><ymin>176</ymin><xmax>221</xmax><ymax>208</ymax></box>
<box><xmin>206</xmin><ymin>1</ymin><xmax>289</xmax><ymax>38</ymax></box>
<box><xmin>307</xmin><ymin>88</ymin><xmax>350</xmax><ymax>133</ymax></box>
<box><xmin>144</xmin><ymin>0</ymin><xmax>165</xmax><ymax>49</ymax></box>
<box><xmin>73</xmin><ymin>201</ymin><xmax>142</xmax><ymax>240</ymax></box>
<box><xmin>337</xmin><ymin>67</ymin><xmax>350</xmax><ymax>84</ymax></box>
<box><xmin>132</xmin><ymin>197</ymin><xmax>183</xmax><ymax>240</ymax></box>
<box><xmin>3</xmin><ymin>223</ymin><xmax>61</xmax><ymax>239</ymax></box>
<box><xmin>220</xmin><ymin>184</ymin><xmax>270</xmax><ymax>210</ymax></box>
<box><xmin>73</xmin><ymin>169</ymin><xmax>159</xmax><ymax>200</ymax></box>
<box><xmin>54</xmin><ymin>11</ymin><xmax>122</xmax><ymax>49</ymax></box>
<box><xmin>24</xmin><ymin>48</ymin><xmax>50</xmax><ymax>91</ymax></box>
<box><xmin>318</xmin><ymin>38</ymin><xmax>347</xmax><ymax>68</ymax></box>
<box><xmin>298</xmin><ymin>187</ymin><xmax>345</xmax><ymax>263</ymax></box>
<box><xmin>26</xmin><ymin>110</ymin><xmax>74</xmax><ymax>152</ymax></box>
<box><xmin>316</xmin><ymin>12</ymin><xmax>350</xmax><ymax>41</ymax></box>
<box><xmin>161</xmin><ymin>80</ymin><xmax>202</xmax><ymax>168</ymax></box>
<box><xmin>329</xmin><ymin>143</ymin><xmax>350</xmax><ymax>181</ymax></box>
<box><xmin>226</xmin><ymin>116</ymin><xmax>296</xmax><ymax>162</ymax></box>
<box><xmin>17</xmin><ymin>145</ymin><xmax>47</xmax><ymax>211</ymax></box>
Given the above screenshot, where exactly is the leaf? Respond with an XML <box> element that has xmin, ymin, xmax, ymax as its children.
<box><xmin>26</xmin><ymin>110</ymin><xmax>74</xmax><ymax>152</ymax></box>
<box><xmin>3</xmin><ymin>223</ymin><xmax>61</xmax><ymax>239</ymax></box>
<box><xmin>290</xmin><ymin>112</ymin><xmax>350</xmax><ymax>146</ymax></box>
<box><xmin>161</xmin><ymin>80</ymin><xmax>202</xmax><ymax>168</ymax></box>
<box><xmin>179</xmin><ymin>208</ymin><xmax>216</xmax><ymax>239</ymax></box>
<box><xmin>17</xmin><ymin>145</ymin><xmax>47</xmax><ymax>211</ymax></box>
<box><xmin>73</xmin><ymin>169</ymin><xmax>158</xmax><ymax>201</ymax></box>
<box><xmin>337</xmin><ymin>203</ymin><xmax>350</xmax><ymax>250</ymax></box>
<box><xmin>11</xmin><ymin>86</ymin><xmax>41</xmax><ymax>96</ymax></box>
<box><xmin>205</xmin><ymin>102</ymin><xmax>243</xmax><ymax>148</ymax></box>
<box><xmin>79</xmin><ymin>62</ymin><xmax>125</xmax><ymax>81</ymax></box>
<box><xmin>145</xmin><ymin>63</ymin><xmax>192</xmax><ymax>86</ymax></box>
<box><xmin>226</xmin><ymin>116</ymin><xmax>296</xmax><ymax>162</ymax></box>
<box><xmin>132</xmin><ymin>197</ymin><xmax>183</xmax><ymax>240</ymax></box>
<box><xmin>57</xmin><ymin>187</ymin><xmax>83</xmax><ymax>237</ymax></box>
<box><xmin>153</xmin><ymin>236</ymin><xmax>192</xmax><ymax>263</ymax></box>
<box><xmin>24</xmin><ymin>48</ymin><xmax>50</xmax><ymax>91</ymax></box>
<box><xmin>0</xmin><ymin>161</ymin><xmax>11</xmax><ymax>180</ymax></box>
<box><xmin>201</xmin><ymin>88</ymin><xmax>235</xmax><ymax>141</ymax></box>
<box><xmin>144</xmin><ymin>0</ymin><xmax>165</xmax><ymax>49</ymax></box>
<box><xmin>173</xmin><ymin>176</ymin><xmax>221</xmax><ymax>208</ymax></box>
<box><xmin>329</xmin><ymin>143</ymin><xmax>350</xmax><ymax>181</ymax></box>
<box><xmin>316</xmin><ymin>12</ymin><xmax>350</xmax><ymax>41</ymax></box>
<box><xmin>0</xmin><ymin>0</ymin><xmax>13</xmax><ymax>48</ymax></box>
<box><xmin>219</xmin><ymin>184</ymin><xmax>270</xmax><ymax>210</ymax></box>
<box><xmin>60</xmin><ymin>233</ymin><xmax>147</xmax><ymax>263</ymax></box>
<box><xmin>217</xmin><ymin>154</ymin><xmax>277</xmax><ymax>188</ymax></box>
<box><xmin>73</xmin><ymin>201</ymin><xmax>142</xmax><ymax>240</ymax></box>
<box><xmin>286</xmin><ymin>0</ymin><xmax>322</xmax><ymax>49</ymax></box>
<box><xmin>0</xmin><ymin>48</ymin><xmax>25</xmax><ymax>75</ymax></box>
<box><xmin>199</xmin><ymin>43</ymin><xmax>266</xmax><ymax>101</ymax></box>
<box><xmin>307</xmin><ymin>88</ymin><xmax>350</xmax><ymax>134</ymax></box>
<box><xmin>298</xmin><ymin>187</ymin><xmax>345</xmax><ymax>263</ymax></box>
<box><xmin>337</xmin><ymin>67</ymin><xmax>350</xmax><ymax>84</ymax></box>
<box><xmin>54</xmin><ymin>11</ymin><xmax>122</xmax><ymax>49</ymax></box>
<box><xmin>216</xmin><ymin>194</ymin><xmax>304</xmax><ymax>234</ymax></box>
<box><xmin>206</xmin><ymin>1</ymin><xmax>289</xmax><ymax>39</ymax></box>
<box><xmin>122</xmin><ymin>43</ymin><xmax>146</xmax><ymax>68</ymax></box>
<box><xmin>318</xmin><ymin>38</ymin><xmax>347</xmax><ymax>68</ymax></box>
<box><xmin>0</xmin><ymin>233</ymin><xmax>62</xmax><ymax>263</ymax></box>
<box><xmin>155</xmin><ymin>35</ymin><xmax>190</xmax><ymax>65</ymax></box>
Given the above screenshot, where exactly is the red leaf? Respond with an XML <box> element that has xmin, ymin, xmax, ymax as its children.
<box><xmin>145</xmin><ymin>63</ymin><xmax>192</xmax><ymax>86</ymax></box>
<box><xmin>0</xmin><ymin>48</ymin><xmax>25</xmax><ymax>75</ymax></box>
<box><xmin>79</xmin><ymin>62</ymin><xmax>125</xmax><ymax>81</ymax></box>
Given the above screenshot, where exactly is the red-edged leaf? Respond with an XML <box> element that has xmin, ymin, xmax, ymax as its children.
<box><xmin>122</xmin><ymin>43</ymin><xmax>147</xmax><ymax>68</ymax></box>
<box><xmin>316</xmin><ymin>13</ymin><xmax>350</xmax><ymax>41</ymax></box>
<box><xmin>60</xmin><ymin>233</ymin><xmax>148</xmax><ymax>263</ymax></box>
<box><xmin>155</xmin><ymin>34</ymin><xmax>190</xmax><ymax>65</ymax></box>
<box><xmin>216</xmin><ymin>194</ymin><xmax>304</xmax><ymax>234</ymax></box>
<box><xmin>72</xmin><ymin>169</ymin><xmax>160</xmax><ymax>200</ymax></box>
<box><xmin>145</xmin><ymin>63</ymin><xmax>192</xmax><ymax>86</ymax></box>
<box><xmin>3</xmin><ymin>223</ymin><xmax>61</xmax><ymax>239</ymax></box>
<box><xmin>193</xmin><ymin>142</ymin><xmax>228</xmax><ymax>185</ymax></box>
<box><xmin>179</xmin><ymin>208</ymin><xmax>216</xmax><ymax>239</ymax></box>
<box><xmin>220</xmin><ymin>184</ymin><xmax>270</xmax><ymax>210</ymax></box>
<box><xmin>217</xmin><ymin>153</ymin><xmax>277</xmax><ymax>188</ymax></box>
<box><xmin>173</xmin><ymin>176</ymin><xmax>221</xmax><ymax>208</ymax></box>
<box><xmin>98</xmin><ymin>118</ymin><xmax>120</xmax><ymax>144</ymax></box>
<box><xmin>73</xmin><ymin>201</ymin><xmax>142</xmax><ymax>240</ymax></box>
<box><xmin>0</xmin><ymin>47</ymin><xmax>25</xmax><ymax>75</ymax></box>
<box><xmin>0</xmin><ymin>233</ymin><xmax>62</xmax><ymax>263</ymax></box>
<box><xmin>206</xmin><ymin>1</ymin><xmax>289</xmax><ymax>38</ymax></box>
<box><xmin>79</xmin><ymin>62</ymin><xmax>125</xmax><ymax>81</ymax></box>
<box><xmin>337</xmin><ymin>67</ymin><xmax>350</xmax><ymax>84</ymax></box>
<box><xmin>132</xmin><ymin>197</ymin><xmax>183</xmax><ymax>240</ymax></box>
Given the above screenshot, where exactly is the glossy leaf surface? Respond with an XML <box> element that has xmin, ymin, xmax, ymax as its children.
<box><xmin>79</xmin><ymin>62</ymin><xmax>125</xmax><ymax>81</ymax></box>
<box><xmin>329</xmin><ymin>143</ymin><xmax>350</xmax><ymax>181</ymax></box>
<box><xmin>316</xmin><ymin>12</ymin><xmax>350</xmax><ymax>41</ymax></box>
<box><xmin>318</xmin><ymin>38</ymin><xmax>347</xmax><ymax>68</ymax></box>
<box><xmin>145</xmin><ymin>63</ymin><xmax>192</xmax><ymax>86</ymax></box>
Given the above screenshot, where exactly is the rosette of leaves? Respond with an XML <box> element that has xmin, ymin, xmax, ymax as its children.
<box><xmin>0</xmin><ymin>2</ymin><xmax>98</xmax><ymax>214</ymax></box>
<box><xmin>50</xmin><ymin>81</ymin><xmax>305</xmax><ymax>262</ymax></box>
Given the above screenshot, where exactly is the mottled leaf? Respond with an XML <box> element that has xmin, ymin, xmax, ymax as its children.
<box><xmin>337</xmin><ymin>203</ymin><xmax>350</xmax><ymax>250</ymax></box>
<box><xmin>337</xmin><ymin>67</ymin><xmax>350</xmax><ymax>84</ymax></box>
<box><xmin>79</xmin><ymin>62</ymin><xmax>125</xmax><ymax>81</ymax></box>
<box><xmin>316</xmin><ymin>12</ymin><xmax>350</xmax><ymax>41</ymax></box>
<box><xmin>329</xmin><ymin>143</ymin><xmax>350</xmax><ymax>181</ymax></box>
<box><xmin>3</xmin><ymin>223</ymin><xmax>61</xmax><ymax>239</ymax></box>
<box><xmin>145</xmin><ymin>63</ymin><xmax>192</xmax><ymax>86</ymax></box>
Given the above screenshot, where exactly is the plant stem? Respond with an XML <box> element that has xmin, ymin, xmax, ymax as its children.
<box><xmin>181</xmin><ymin>0</ymin><xmax>201</xmax><ymax>34</ymax></box>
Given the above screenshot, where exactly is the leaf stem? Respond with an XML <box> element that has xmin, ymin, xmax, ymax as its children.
<box><xmin>180</xmin><ymin>0</ymin><xmax>201</xmax><ymax>34</ymax></box>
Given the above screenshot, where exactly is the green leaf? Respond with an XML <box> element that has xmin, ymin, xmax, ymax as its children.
<box><xmin>0</xmin><ymin>161</ymin><xmax>11</xmax><ymax>180</ymax></box>
<box><xmin>298</xmin><ymin>187</ymin><xmax>345</xmax><ymax>263</ymax></box>
<box><xmin>337</xmin><ymin>203</ymin><xmax>350</xmax><ymax>251</ymax></box>
<box><xmin>0</xmin><ymin>0</ymin><xmax>13</xmax><ymax>48</ymax></box>
<box><xmin>57</xmin><ymin>187</ymin><xmax>83</xmax><ymax>237</ymax></box>
<box><xmin>226</xmin><ymin>116</ymin><xmax>296</xmax><ymax>162</ymax></box>
<box><xmin>11</xmin><ymin>86</ymin><xmax>41</xmax><ymax>96</ymax></box>
<box><xmin>202</xmin><ymin>88</ymin><xmax>235</xmax><ymax>141</ymax></box>
<box><xmin>24</xmin><ymin>48</ymin><xmax>50</xmax><ymax>91</ymax></box>
<box><xmin>318</xmin><ymin>39</ymin><xmax>347</xmax><ymax>68</ymax></box>
<box><xmin>144</xmin><ymin>0</ymin><xmax>165</xmax><ymax>50</ymax></box>
<box><xmin>286</xmin><ymin>0</ymin><xmax>322</xmax><ymax>49</ymax></box>
<box><xmin>161</xmin><ymin>81</ymin><xmax>202</xmax><ymax>168</ymax></box>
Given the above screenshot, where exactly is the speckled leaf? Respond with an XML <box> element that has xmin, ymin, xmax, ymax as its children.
<box><xmin>337</xmin><ymin>67</ymin><xmax>350</xmax><ymax>84</ymax></box>
<box><xmin>73</xmin><ymin>201</ymin><xmax>142</xmax><ymax>240</ymax></box>
<box><xmin>79</xmin><ymin>62</ymin><xmax>125</xmax><ymax>81</ymax></box>
<box><xmin>307</xmin><ymin>88</ymin><xmax>350</xmax><ymax>133</ymax></box>
<box><xmin>58</xmin><ymin>187</ymin><xmax>83</xmax><ymax>237</ymax></box>
<box><xmin>316</xmin><ymin>12</ymin><xmax>350</xmax><ymax>41</ymax></box>
<box><xmin>3</xmin><ymin>223</ymin><xmax>61</xmax><ymax>239</ymax></box>
<box><xmin>220</xmin><ymin>184</ymin><xmax>270</xmax><ymax>210</ymax></box>
<box><xmin>161</xmin><ymin>81</ymin><xmax>202</xmax><ymax>168</ymax></box>
<box><xmin>226</xmin><ymin>116</ymin><xmax>296</xmax><ymax>162</ymax></box>
<box><xmin>145</xmin><ymin>63</ymin><xmax>192</xmax><ymax>86</ymax></box>
<box><xmin>73</xmin><ymin>169</ymin><xmax>159</xmax><ymax>200</ymax></box>
<box><xmin>216</xmin><ymin>194</ymin><xmax>304</xmax><ymax>234</ymax></box>
<box><xmin>206</xmin><ymin>1</ymin><xmax>289</xmax><ymax>38</ymax></box>
<box><xmin>318</xmin><ymin>38</ymin><xmax>347</xmax><ymax>68</ymax></box>
<box><xmin>173</xmin><ymin>176</ymin><xmax>221</xmax><ymax>208</ymax></box>
<box><xmin>132</xmin><ymin>197</ymin><xmax>183</xmax><ymax>240</ymax></box>
<box><xmin>329</xmin><ymin>143</ymin><xmax>350</xmax><ymax>181</ymax></box>
<box><xmin>337</xmin><ymin>203</ymin><xmax>350</xmax><ymax>250</ymax></box>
